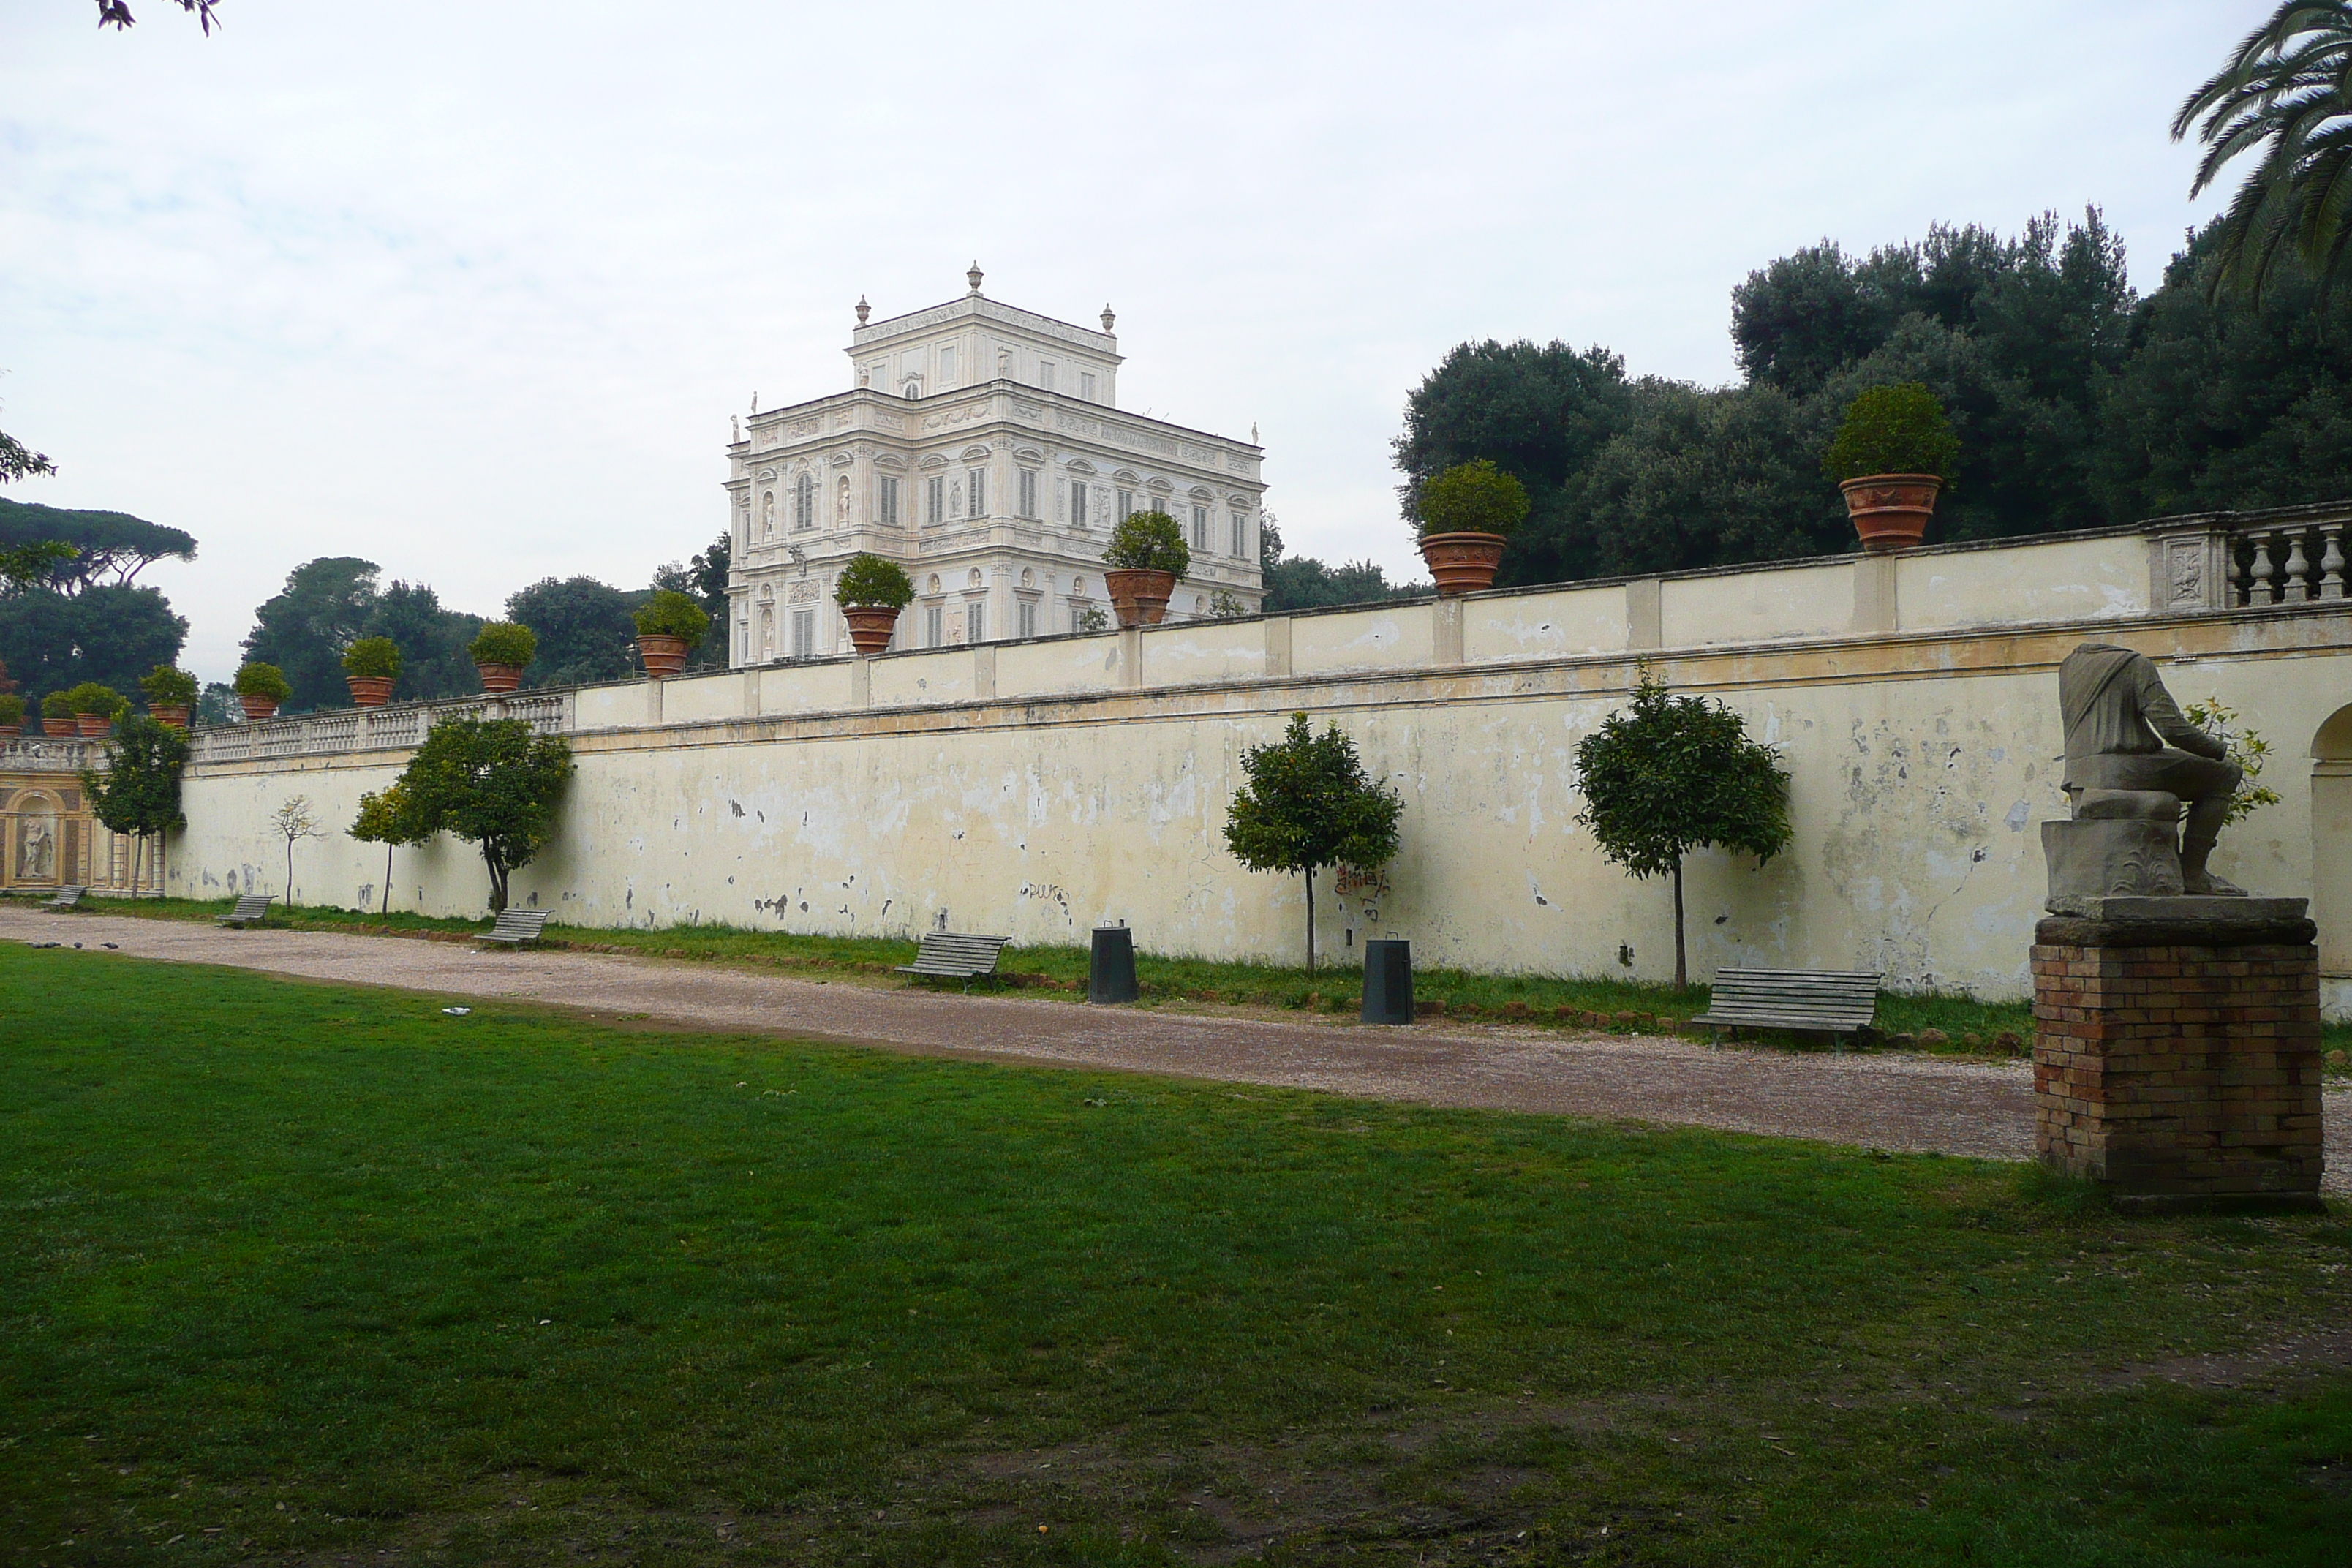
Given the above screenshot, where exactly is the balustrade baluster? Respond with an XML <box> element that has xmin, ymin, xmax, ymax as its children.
<box><xmin>2248</xmin><ymin>531</ymin><xmax>2277</xmax><ymax>606</ymax></box>
<box><xmin>2284</xmin><ymin>529</ymin><xmax>2313</xmax><ymax>601</ymax></box>
<box><xmin>2322</xmin><ymin>524</ymin><xmax>2347</xmax><ymax>600</ymax></box>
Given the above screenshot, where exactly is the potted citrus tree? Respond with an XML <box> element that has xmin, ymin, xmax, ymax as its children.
<box><xmin>0</xmin><ymin>692</ymin><xmax>23</xmax><ymax>738</ymax></box>
<box><xmin>341</xmin><ymin>636</ymin><xmax>402</xmax><ymax>706</ymax></box>
<box><xmin>233</xmin><ymin>660</ymin><xmax>292</xmax><ymax>721</ymax></box>
<box><xmin>1822</xmin><ymin>382</ymin><xmax>1959</xmax><ymax>554</ymax></box>
<box><xmin>1101</xmin><ymin>510</ymin><xmax>1189</xmax><ymax>627</ymax></box>
<box><xmin>140</xmin><ymin>665</ymin><xmax>199</xmax><ymax>730</ymax></box>
<box><xmin>1414</xmin><ymin>459</ymin><xmax>1529</xmax><ymax>596</ymax></box>
<box><xmin>469</xmin><ymin>622</ymin><xmax>536</xmax><ymax>693</ymax></box>
<box><xmin>834</xmin><ymin>553</ymin><xmax>916</xmax><ymax>654</ymax></box>
<box><xmin>40</xmin><ymin>692</ymin><xmax>74</xmax><ymax>736</ymax></box>
<box><xmin>66</xmin><ymin>680</ymin><xmax>128</xmax><ymax>738</ymax></box>
<box><xmin>633</xmin><ymin>590</ymin><xmax>708</xmax><ymax>678</ymax></box>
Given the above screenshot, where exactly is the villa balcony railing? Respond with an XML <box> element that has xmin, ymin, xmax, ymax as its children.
<box><xmin>186</xmin><ymin>689</ymin><xmax>574</xmax><ymax>766</ymax></box>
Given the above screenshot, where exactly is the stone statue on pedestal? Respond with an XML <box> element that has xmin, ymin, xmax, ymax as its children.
<box><xmin>2046</xmin><ymin>642</ymin><xmax>2244</xmax><ymax>905</ymax></box>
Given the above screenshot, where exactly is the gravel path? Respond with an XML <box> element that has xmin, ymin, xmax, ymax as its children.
<box><xmin>7</xmin><ymin>905</ymin><xmax>2341</xmax><ymax>1189</ymax></box>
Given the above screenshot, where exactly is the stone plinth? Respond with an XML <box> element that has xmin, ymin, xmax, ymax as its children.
<box><xmin>2032</xmin><ymin>897</ymin><xmax>2325</xmax><ymax>1213</ymax></box>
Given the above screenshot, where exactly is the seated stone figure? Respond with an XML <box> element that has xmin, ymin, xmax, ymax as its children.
<box><xmin>2057</xmin><ymin>642</ymin><xmax>2243</xmax><ymax>896</ymax></box>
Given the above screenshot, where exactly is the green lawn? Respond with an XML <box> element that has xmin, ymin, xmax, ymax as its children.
<box><xmin>69</xmin><ymin>894</ymin><xmax>2049</xmax><ymax>1053</ymax></box>
<box><xmin>2</xmin><ymin>946</ymin><xmax>2346</xmax><ymax>1566</ymax></box>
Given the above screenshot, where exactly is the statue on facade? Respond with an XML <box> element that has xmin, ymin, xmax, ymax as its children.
<box><xmin>2049</xmin><ymin>642</ymin><xmax>2244</xmax><ymax>901</ymax></box>
<box><xmin>18</xmin><ymin>814</ymin><xmax>54</xmax><ymax>881</ymax></box>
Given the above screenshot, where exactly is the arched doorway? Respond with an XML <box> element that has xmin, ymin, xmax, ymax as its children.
<box><xmin>2311</xmin><ymin>704</ymin><xmax>2352</xmax><ymax>983</ymax></box>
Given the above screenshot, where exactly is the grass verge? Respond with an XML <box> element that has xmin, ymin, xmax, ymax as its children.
<box><xmin>0</xmin><ymin>945</ymin><xmax>2346</xmax><ymax>1564</ymax></box>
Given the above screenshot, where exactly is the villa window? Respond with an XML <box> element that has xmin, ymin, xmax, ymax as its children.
<box><xmin>1018</xmin><ymin>468</ymin><xmax>1039</xmax><ymax>520</ymax></box>
<box><xmin>877</xmin><ymin>476</ymin><xmax>900</xmax><ymax>525</ymax></box>
<box><xmin>1192</xmin><ymin>505</ymin><xmax>1209</xmax><ymax>551</ymax></box>
<box><xmin>927</xmin><ymin>476</ymin><xmax>945</xmax><ymax>526</ymax></box>
<box><xmin>939</xmin><ymin>345</ymin><xmax>958</xmax><ymax>389</ymax></box>
<box><xmin>794</xmin><ymin>474</ymin><xmax>815</xmax><ymax>531</ymax></box>
<box><xmin>791</xmin><ymin>609</ymin><xmax>815</xmax><ymax>660</ymax></box>
<box><xmin>1017</xmin><ymin>598</ymin><xmax>1037</xmax><ymax>640</ymax></box>
<box><xmin>965</xmin><ymin>601</ymin><xmax>986</xmax><ymax>644</ymax></box>
<box><xmin>967</xmin><ymin>467</ymin><xmax>987</xmax><ymax>519</ymax></box>
<box><xmin>1232</xmin><ymin>513</ymin><xmax>1248</xmax><ymax>557</ymax></box>
<box><xmin>1037</xmin><ymin>359</ymin><xmax>1055</xmax><ymax>392</ymax></box>
<box><xmin>924</xmin><ymin>604</ymin><xmax>943</xmax><ymax>647</ymax></box>
<box><xmin>1116</xmin><ymin>489</ymin><xmax>1133</xmax><ymax>522</ymax></box>
<box><xmin>1079</xmin><ymin>371</ymin><xmax>1096</xmax><ymax>403</ymax></box>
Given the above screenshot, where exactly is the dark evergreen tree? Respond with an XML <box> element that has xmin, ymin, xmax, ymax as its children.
<box><xmin>0</xmin><ymin>583</ymin><xmax>187</xmax><ymax>720</ymax></box>
<box><xmin>242</xmin><ymin>557</ymin><xmax>381</xmax><ymax>712</ymax></box>
<box><xmin>507</xmin><ymin>576</ymin><xmax>644</xmax><ymax>688</ymax></box>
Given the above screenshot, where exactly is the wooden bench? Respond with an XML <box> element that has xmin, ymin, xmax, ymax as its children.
<box><xmin>1690</xmin><ymin>967</ymin><xmax>1882</xmax><ymax>1047</ymax></box>
<box><xmin>477</xmin><ymin>908</ymin><xmax>553</xmax><ymax>949</ymax></box>
<box><xmin>218</xmin><ymin>893</ymin><xmax>274</xmax><ymax>929</ymax></box>
<box><xmin>39</xmin><ymin>885</ymin><xmax>85</xmax><ymax>911</ymax></box>
<box><xmin>895</xmin><ymin>932</ymin><xmax>1012</xmax><ymax>991</ymax></box>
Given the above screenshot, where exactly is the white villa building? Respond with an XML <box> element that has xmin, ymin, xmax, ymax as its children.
<box><xmin>723</xmin><ymin>266</ymin><xmax>1269</xmax><ymax>665</ymax></box>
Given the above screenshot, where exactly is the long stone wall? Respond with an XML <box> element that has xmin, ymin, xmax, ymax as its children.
<box><xmin>167</xmin><ymin>516</ymin><xmax>2352</xmax><ymax>1007</ymax></box>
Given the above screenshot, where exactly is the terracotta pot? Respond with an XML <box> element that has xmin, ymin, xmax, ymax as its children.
<box><xmin>75</xmin><ymin>712</ymin><xmax>113</xmax><ymax>739</ymax></box>
<box><xmin>1417</xmin><ymin>532</ymin><xmax>1509</xmax><ymax>598</ymax></box>
<box><xmin>1104</xmin><ymin>568</ymin><xmax>1177</xmax><ymax>628</ymax></box>
<box><xmin>149</xmin><ymin>704</ymin><xmax>189</xmax><ymax>731</ymax></box>
<box><xmin>636</xmin><ymin>634</ymin><xmax>689</xmax><ymax>679</ymax></box>
<box><xmin>841</xmin><ymin>606</ymin><xmax>901</xmax><ymax>655</ymax></box>
<box><xmin>0</xmin><ymin>724</ymin><xmax>20</xmax><ymax>739</ymax></box>
<box><xmin>1839</xmin><ymin>473</ymin><xmax>1941</xmax><ymax>554</ymax></box>
<box><xmin>475</xmin><ymin>661</ymin><xmax>524</xmax><ymax>694</ymax></box>
<box><xmin>345</xmin><ymin>676</ymin><xmax>395</xmax><ymax>708</ymax></box>
<box><xmin>238</xmin><ymin>693</ymin><xmax>281</xmax><ymax>721</ymax></box>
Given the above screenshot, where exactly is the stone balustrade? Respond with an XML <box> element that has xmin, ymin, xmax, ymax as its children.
<box><xmin>173</xmin><ymin>510</ymin><xmax>2352</xmax><ymax>766</ymax></box>
<box><xmin>0</xmin><ymin>736</ymin><xmax>101</xmax><ymax>773</ymax></box>
<box><xmin>186</xmin><ymin>690</ymin><xmax>573</xmax><ymax>765</ymax></box>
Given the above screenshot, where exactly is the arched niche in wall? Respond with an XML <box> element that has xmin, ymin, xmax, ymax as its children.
<box><xmin>2311</xmin><ymin>704</ymin><xmax>2352</xmax><ymax>978</ymax></box>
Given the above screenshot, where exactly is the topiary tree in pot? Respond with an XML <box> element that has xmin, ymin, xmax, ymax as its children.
<box><xmin>139</xmin><ymin>665</ymin><xmax>199</xmax><ymax>729</ymax></box>
<box><xmin>1101</xmin><ymin>510</ymin><xmax>1190</xmax><ymax>627</ymax></box>
<box><xmin>467</xmin><ymin>622</ymin><xmax>538</xmax><ymax>693</ymax></box>
<box><xmin>834</xmin><ymin>553</ymin><xmax>916</xmax><ymax>655</ymax></box>
<box><xmin>1411</xmin><ymin>459</ymin><xmax>1529</xmax><ymax>596</ymax></box>
<box><xmin>233</xmin><ymin>660</ymin><xmax>292</xmax><ymax>721</ymax></box>
<box><xmin>0</xmin><ymin>692</ymin><xmax>23</xmax><ymax>736</ymax></box>
<box><xmin>64</xmin><ymin>680</ymin><xmax>128</xmax><ymax>739</ymax></box>
<box><xmin>631</xmin><ymin>590</ymin><xmax>709</xmax><ymax>678</ymax></box>
<box><xmin>340</xmin><ymin>636</ymin><xmax>403</xmax><ymax>707</ymax></box>
<box><xmin>40</xmin><ymin>690</ymin><xmax>75</xmax><ymax>736</ymax></box>
<box><xmin>1822</xmin><ymin>382</ymin><xmax>1959</xmax><ymax>554</ymax></box>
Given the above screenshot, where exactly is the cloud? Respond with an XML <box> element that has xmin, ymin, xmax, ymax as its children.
<box><xmin>0</xmin><ymin>0</ymin><xmax>2239</xmax><ymax>676</ymax></box>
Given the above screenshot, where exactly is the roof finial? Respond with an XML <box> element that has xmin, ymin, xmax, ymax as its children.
<box><xmin>855</xmin><ymin>294</ymin><xmax>870</xmax><ymax>325</ymax></box>
<box><xmin>1100</xmin><ymin>303</ymin><xmax>1116</xmax><ymax>333</ymax></box>
<box><xmin>967</xmin><ymin>261</ymin><xmax>984</xmax><ymax>296</ymax></box>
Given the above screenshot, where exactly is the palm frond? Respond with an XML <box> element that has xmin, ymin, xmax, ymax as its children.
<box><xmin>2173</xmin><ymin>1</ymin><xmax>2352</xmax><ymax>301</ymax></box>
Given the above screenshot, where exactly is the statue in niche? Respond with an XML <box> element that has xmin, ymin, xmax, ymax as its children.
<box><xmin>18</xmin><ymin>812</ymin><xmax>56</xmax><ymax>882</ymax></box>
<box><xmin>2054</xmin><ymin>643</ymin><xmax>2244</xmax><ymax>897</ymax></box>
<box><xmin>761</xmin><ymin>491</ymin><xmax>775</xmax><ymax>538</ymax></box>
<box><xmin>837</xmin><ymin>475</ymin><xmax>851</xmax><ymax>523</ymax></box>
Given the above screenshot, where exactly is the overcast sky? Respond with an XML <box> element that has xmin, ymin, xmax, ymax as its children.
<box><xmin>1</xmin><ymin>1</ymin><xmax>2251</xmax><ymax>678</ymax></box>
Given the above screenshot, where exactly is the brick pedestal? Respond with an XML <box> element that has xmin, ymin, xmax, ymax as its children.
<box><xmin>2032</xmin><ymin>897</ymin><xmax>2325</xmax><ymax>1213</ymax></box>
